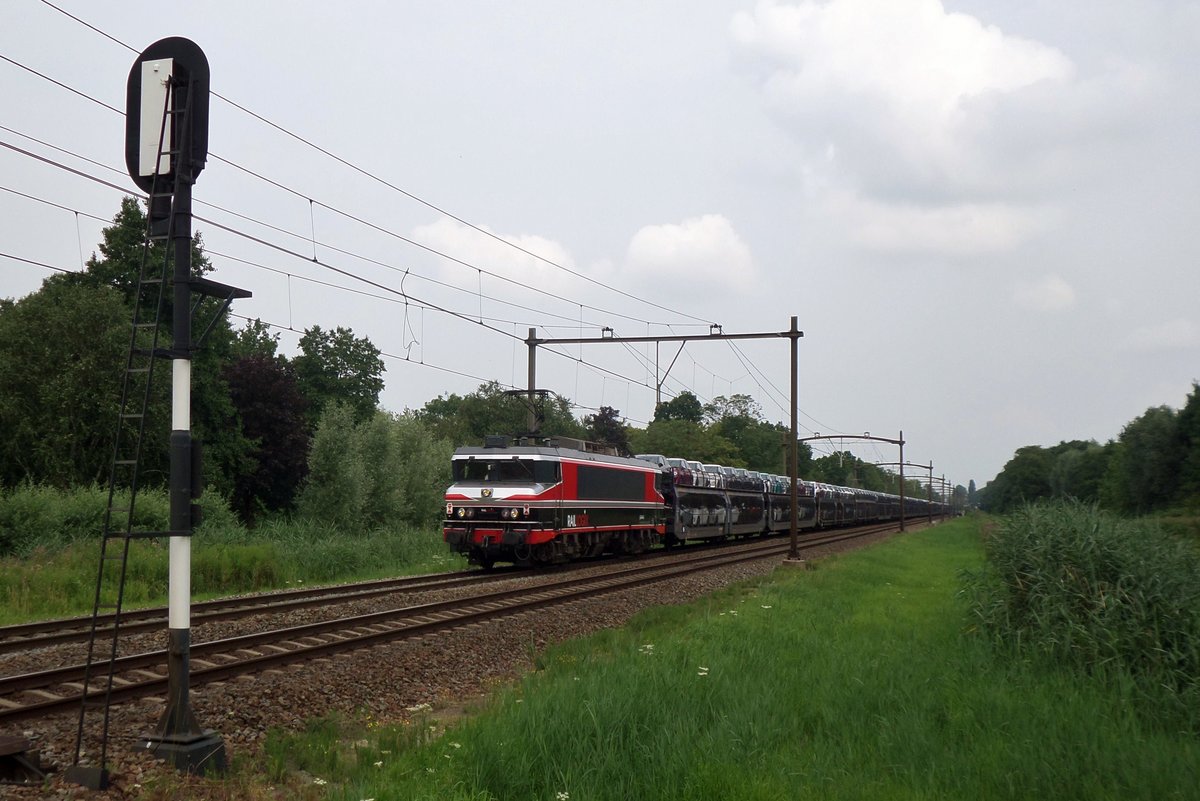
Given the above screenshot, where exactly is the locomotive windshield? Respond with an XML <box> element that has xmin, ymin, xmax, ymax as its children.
<box><xmin>453</xmin><ymin>458</ymin><xmax>561</xmax><ymax>483</ymax></box>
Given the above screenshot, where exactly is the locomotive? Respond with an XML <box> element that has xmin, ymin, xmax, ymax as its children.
<box><xmin>443</xmin><ymin>436</ymin><xmax>665</xmax><ymax>568</ymax></box>
<box><xmin>443</xmin><ymin>436</ymin><xmax>937</xmax><ymax>567</ymax></box>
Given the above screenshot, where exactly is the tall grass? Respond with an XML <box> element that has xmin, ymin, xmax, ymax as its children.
<box><xmin>0</xmin><ymin>483</ymin><xmax>458</xmax><ymax>624</ymax></box>
<box><xmin>964</xmin><ymin>500</ymin><xmax>1200</xmax><ymax>732</ymax></box>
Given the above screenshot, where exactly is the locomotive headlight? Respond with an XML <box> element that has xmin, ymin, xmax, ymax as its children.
<box><xmin>455</xmin><ymin>507</ymin><xmax>466</xmax><ymax>519</ymax></box>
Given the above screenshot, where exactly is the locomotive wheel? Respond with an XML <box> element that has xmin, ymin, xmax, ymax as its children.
<box><xmin>512</xmin><ymin>542</ymin><xmax>534</xmax><ymax>567</ymax></box>
<box><xmin>532</xmin><ymin>542</ymin><xmax>561</xmax><ymax>565</ymax></box>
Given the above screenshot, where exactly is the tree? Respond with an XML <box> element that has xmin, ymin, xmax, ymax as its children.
<box><xmin>416</xmin><ymin>382</ymin><xmax>585</xmax><ymax>446</ymax></box>
<box><xmin>0</xmin><ymin>198</ymin><xmax>197</xmax><ymax>489</ymax></box>
<box><xmin>951</xmin><ymin>484</ymin><xmax>968</xmax><ymax>509</ymax></box>
<box><xmin>188</xmin><ymin>321</ymin><xmax>255</xmax><ymax>499</ymax></box>
<box><xmin>61</xmin><ymin>196</ymin><xmax>250</xmax><ymax>496</ymax></box>
<box><xmin>702</xmin><ymin>393</ymin><xmax>788</xmax><ymax>473</ymax></box>
<box><xmin>979</xmin><ymin>446</ymin><xmax>1055</xmax><ymax>512</ymax></box>
<box><xmin>702</xmin><ymin>394</ymin><xmax>762</xmax><ymax>425</ymax></box>
<box><xmin>1100</xmin><ymin>406</ymin><xmax>1182</xmax><ymax>514</ymax></box>
<box><xmin>356</xmin><ymin>411</ymin><xmax>407</xmax><ymax>528</ymax></box>
<box><xmin>627</xmin><ymin>419</ymin><xmax>739</xmax><ymax>465</ymax></box>
<box><xmin>718</xmin><ymin>417</ymin><xmax>788</xmax><ymax>474</ymax></box>
<box><xmin>223</xmin><ymin>355</ymin><xmax>310</xmax><ymax>522</ymax></box>
<box><xmin>298</xmin><ymin>403</ymin><xmax>367</xmax><ymax>527</ymax></box>
<box><xmin>231</xmin><ymin>318</ymin><xmax>280</xmax><ymax>360</ymax></box>
<box><xmin>584</xmin><ymin>406</ymin><xmax>629</xmax><ymax>452</ymax></box>
<box><xmin>811</xmin><ymin>452</ymin><xmax>858</xmax><ymax>486</ymax></box>
<box><xmin>1048</xmin><ymin>440</ymin><xmax>1111</xmax><ymax>503</ymax></box>
<box><xmin>0</xmin><ymin>278</ymin><xmax>137</xmax><ymax>486</ymax></box>
<box><xmin>295</xmin><ymin>406</ymin><xmax>452</xmax><ymax>530</ymax></box>
<box><xmin>293</xmin><ymin>326</ymin><xmax>384</xmax><ymax>425</ymax></box>
<box><xmin>1175</xmin><ymin>382</ymin><xmax>1200</xmax><ymax>504</ymax></box>
<box><xmin>389</xmin><ymin>412</ymin><xmax>454</xmax><ymax>528</ymax></box>
<box><xmin>66</xmin><ymin>196</ymin><xmax>212</xmax><ymax>302</ymax></box>
<box><xmin>654</xmin><ymin>391</ymin><xmax>704</xmax><ymax>424</ymax></box>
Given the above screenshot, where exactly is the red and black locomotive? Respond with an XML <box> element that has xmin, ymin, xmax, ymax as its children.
<box><xmin>443</xmin><ymin>436</ymin><xmax>666</xmax><ymax>567</ymax></box>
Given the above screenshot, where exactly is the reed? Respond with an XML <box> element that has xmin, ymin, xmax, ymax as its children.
<box><xmin>964</xmin><ymin>500</ymin><xmax>1200</xmax><ymax>732</ymax></box>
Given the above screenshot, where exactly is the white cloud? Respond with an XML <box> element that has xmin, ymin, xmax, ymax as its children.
<box><xmin>829</xmin><ymin>192</ymin><xmax>1049</xmax><ymax>256</ymax></box>
<box><xmin>1123</xmin><ymin>319</ymin><xmax>1200</xmax><ymax>352</ymax></box>
<box><xmin>1013</xmin><ymin>274</ymin><xmax>1076</xmax><ymax>312</ymax></box>
<box><xmin>727</xmin><ymin>1</ymin><xmax>1109</xmax><ymax>259</ymax></box>
<box><xmin>623</xmin><ymin>214</ymin><xmax>755</xmax><ymax>294</ymax></box>
<box><xmin>731</xmin><ymin>0</ymin><xmax>1072</xmax><ymax>103</ymax></box>
<box><xmin>730</xmin><ymin>0</ymin><xmax>1075</xmax><ymax>195</ymax></box>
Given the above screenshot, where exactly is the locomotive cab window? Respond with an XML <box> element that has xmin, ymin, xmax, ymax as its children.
<box><xmin>454</xmin><ymin>458</ymin><xmax>561</xmax><ymax>483</ymax></box>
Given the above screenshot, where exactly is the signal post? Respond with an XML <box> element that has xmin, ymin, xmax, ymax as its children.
<box><xmin>123</xmin><ymin>37</ymin><xmax>248</xmax><ymax>778</ymax></box>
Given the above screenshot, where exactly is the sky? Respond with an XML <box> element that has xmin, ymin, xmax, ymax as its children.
<box><xmin>2</xmin><ymin>0</ymin><xmax>1199</xmax><ymax>491</ymax></box>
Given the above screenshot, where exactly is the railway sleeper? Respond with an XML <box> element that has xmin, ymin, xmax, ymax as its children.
<box><xmin>0</xmin><ymin>735</ymin><xmax>47</xmax><ymax>787</ymax></box>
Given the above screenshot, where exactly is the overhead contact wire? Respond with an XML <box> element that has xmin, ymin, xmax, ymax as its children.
<box><xmin>4</xmin><ymin>30</ymin><xmax>729</xmax><ymax>409</ymax></box>
<box><xmin>32</xmin><ymin>3</ymin><xmax>714</xmax><ymax>327</ymax></box>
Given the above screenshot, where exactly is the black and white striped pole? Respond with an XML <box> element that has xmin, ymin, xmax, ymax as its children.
<box><xmin>124</xmin><ymin>37</ymin><xmax>242</xmax><ymax>776</ymax></box>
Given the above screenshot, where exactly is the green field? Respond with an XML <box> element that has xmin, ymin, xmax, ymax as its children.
<box><xmin>230</xmin><ymin>516</ymin><xmax>1198</xmax><ymax>801</ymax></box>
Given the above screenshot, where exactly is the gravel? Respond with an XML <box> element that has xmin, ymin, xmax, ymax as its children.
<box><xmin>1</xmin><ymin>528</ymin><xmax>906</xmax><ymax>799</ymax></box>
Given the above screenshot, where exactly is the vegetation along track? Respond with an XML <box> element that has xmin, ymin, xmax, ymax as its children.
<box><xmin>0</xmin><ymin>523</ymin><xmax>902</xmax><ymax>726</ymax></box>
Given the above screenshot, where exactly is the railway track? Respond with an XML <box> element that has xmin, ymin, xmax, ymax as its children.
<box><xmin>0</xmin><ymin>566</ymin><xmax>522</xmax><ymax>656</ymax></box>
<box><xmin>0</xmin><ymin>524</ymin><xmax>901</xmax><ymax>726</ymax></box>
<box><xmin>0</xmin><ymin>519</ymin><xmax>906</xmax><ymax>655</ymax></box>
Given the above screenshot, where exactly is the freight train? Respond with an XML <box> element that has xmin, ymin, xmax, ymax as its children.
<box><xmin>442</xmin><ymin>435</ymin><xmax>940</xmax><ymax>568</ymax></box>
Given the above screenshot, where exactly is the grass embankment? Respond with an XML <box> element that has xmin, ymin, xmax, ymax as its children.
<box><xmin>243</xmin><ymin>515</ymin><xmax>1199</xmax><ymax>801</ymax></box>
<box><xmin>0</xmin><ymin>485</ymin><xmax>453</xmax><ymax>625</ymax></box>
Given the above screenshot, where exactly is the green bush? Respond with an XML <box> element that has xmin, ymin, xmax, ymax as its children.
<box><xmin>298</xmin><ymin>403</ymin><xmax>368</xmax><ymax>528</ymax></box>
<box><xmin>296</xmin><ymin>406</ymin><xmax>452</xmax><ymax>531</ymax></box>
<box><xmin>0</xmin><ymin>483</ymin><xmax>164</xmax><ymax>556</ymax></box>
<box><xmin>0</xmin><ymin>482</ymin><xmax>240</xmax><ymax>558</ymax></box>
<box><xmin>964</xmin><ymin>500</ymin><xmax>1200</xmax><ymax>729</ymax></box>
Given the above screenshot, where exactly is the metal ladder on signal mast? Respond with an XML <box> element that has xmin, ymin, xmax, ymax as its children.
<box><xmin>64</xmin><ymin>89</ymin><xmax>185</xmax><ymax>793</ymax></box>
